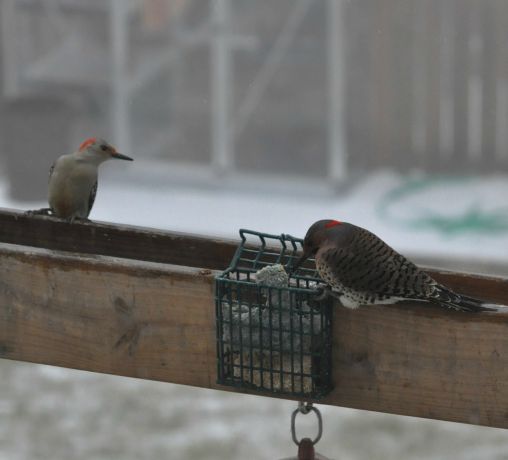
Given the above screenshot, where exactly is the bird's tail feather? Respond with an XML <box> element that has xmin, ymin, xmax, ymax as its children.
<box><xmin>433</xmin><ymin>287</ymin><xmax>497</xmax><ymax>312</ymax></box>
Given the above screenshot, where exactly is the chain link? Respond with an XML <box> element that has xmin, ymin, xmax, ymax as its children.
<box><xmin>291</xmin><ymin>401</ymin><xmax>323</xmax><ymax>446</ymax></box>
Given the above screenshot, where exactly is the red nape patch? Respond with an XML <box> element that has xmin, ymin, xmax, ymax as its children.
<box><xmin>325</xmin><ymin>220</ymin><xmax>342</xmax><ymax>229</ymax></box>
<box><xmin>79</xmin><ymin>137</ymin><xmax>97</xmax><ymax>151</ymax></box>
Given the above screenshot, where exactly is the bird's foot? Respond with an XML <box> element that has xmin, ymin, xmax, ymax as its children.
<box><xmin>314</xmin><ymin>286</ymin><xmax>342</xmax><ymax>302</ymax></box>
<box><xmin>314</xmin><ymin>287</ymin><xmax>329</xmax><ymax>301</ymax></box>
<box><xmin>25</xmin><ymin>208</ymin><xmax>52</xmax><ymax>216</ymax></box>
<box><xmin>66</xmin><ymin>216</ymin><xmax>92</xmax><ymax>224</ymax></box>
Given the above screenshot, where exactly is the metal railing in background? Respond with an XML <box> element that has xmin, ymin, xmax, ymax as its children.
<box><xmin>1</xmin><ymin>0</ymin><xmax>507</xmax><ymax>185</ymax></box>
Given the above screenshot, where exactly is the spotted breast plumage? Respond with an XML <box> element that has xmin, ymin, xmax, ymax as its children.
<box><xmin>294</xmin><ymin>219</ymin><xmax>494</xmax><ymax>312</ymax></box>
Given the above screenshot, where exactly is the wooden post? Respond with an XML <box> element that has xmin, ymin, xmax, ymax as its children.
<box><xmin>1</xmin><ymin>209</ymin><xmax>508</xmax><ymax>428</ymax></box>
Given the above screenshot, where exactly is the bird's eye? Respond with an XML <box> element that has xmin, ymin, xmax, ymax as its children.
<box><xmin>100</xmin><ymin>145</ymin><xmax>108</xmax><ymax>152</ymax></box>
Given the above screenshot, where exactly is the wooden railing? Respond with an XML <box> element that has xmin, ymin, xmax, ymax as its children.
<box><xmin>1</xmin><ymin>208</ymin><xmax>507</xmax><ymax>428</ymax></box>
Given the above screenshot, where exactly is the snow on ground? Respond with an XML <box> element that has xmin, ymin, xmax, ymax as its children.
<box><xmin>1</xmin><ymin>169</ymin><xmax>508</xmax><ymax>459</ymax></box>
<box><xmin>2</xmin><ymin>360</ymin><xmax>508</xmax><ymax>460</ymax></box>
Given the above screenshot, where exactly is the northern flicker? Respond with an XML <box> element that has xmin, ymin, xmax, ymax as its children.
<box><xmin>29</xmin><ymin>137</ymin><xmax>133</xmax><ymax>222</ymax></box>
<box><xmin>293</xmin><ymin>219</ymin><xmax>494</xmax><ymax>312</ymax></box>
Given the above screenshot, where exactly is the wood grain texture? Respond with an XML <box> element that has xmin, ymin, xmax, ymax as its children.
<box><xmin>0</xmin><ymin>208</ymin><xmax>503</xmax><ymax>289</ymax></box>
<box><xmin>1</xmin><ymin>241</ymin><xmax>508</xmax><ymax>428</ymax></box>
<box><xmin>0</xmin><ymin>243</ymin><xmax>217</xmax><ymax>387</ymax></box>
<box><xmin>0</xmin><ymin>208</ymin><xmax>237</xmax><ymax>269</ymax></box>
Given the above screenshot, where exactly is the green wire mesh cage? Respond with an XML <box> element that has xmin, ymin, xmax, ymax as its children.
<box><xmin>215</xmin><ymin>229</ymin><xmax>333</xmax><ymax>399</ymax></box>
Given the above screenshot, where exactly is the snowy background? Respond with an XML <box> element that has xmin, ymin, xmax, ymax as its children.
<box><xmin>0</xmin><ymin>167</ymin><xmax>508</xmax><ymax>460</ymax></box>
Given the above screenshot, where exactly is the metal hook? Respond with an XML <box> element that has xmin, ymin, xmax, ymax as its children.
<box><xmin>298</xmin><ymin>401</ymin><xmax>313</xmax><ymax>414</ymax></box>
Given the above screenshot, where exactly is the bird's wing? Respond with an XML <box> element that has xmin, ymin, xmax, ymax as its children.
<box><xmin>48</xmin><ymin>162</ymin><xmax>55</xmax><ymax>182</ymax></box>
<box><xmin>87</xmin><ymin>180</ymin><xmax>98</xmax><ymax>217</ymax></box>
<box><xmin>319</xmin><ymin>229</ymin><xmax>435</xmax><ymax>298</ymax></box>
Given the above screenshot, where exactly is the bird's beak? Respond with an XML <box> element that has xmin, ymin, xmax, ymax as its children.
<box><xmin>288</xmin><ymin>252</ymin><xmax>309</xmax><ymax>274</ymax></box>
<box><xmin>111</xmin><ymin>152</ymin><xmax>133</xmax><ymax>161</ymax></box>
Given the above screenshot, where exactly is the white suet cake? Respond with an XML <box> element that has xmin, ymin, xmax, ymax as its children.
<box><xmin>255</xmin><ymin>263</ymin><xmax>289</xmax><ymax>287</ymax></box>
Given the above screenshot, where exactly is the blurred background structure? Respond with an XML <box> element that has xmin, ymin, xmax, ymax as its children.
<box><xmin>1</xmin><ymin>0</ymin><xmax>508</xmax><ymax>195</ymax></box>
<box><xmin>0</xmin><ymin>1</ymin><xmax>508</xmax><ymax>459</ymax></box>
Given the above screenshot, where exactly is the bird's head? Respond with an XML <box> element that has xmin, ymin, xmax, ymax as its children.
<box><xmin>78</xmin><ymin>137</ymin><xmax>133</xmax><ymax>164</ymax></box>
<box><xmin>291</xmin><ymin>219</ymin><xmax>344</xmax><ymax>271</ymax></box>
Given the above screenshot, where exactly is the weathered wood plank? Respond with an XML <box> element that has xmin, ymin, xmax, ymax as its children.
<box><xmin>0</xmin><ymin>243</ymin><xmax>217</xmax><ymax>387</ymax></box>
<box><xmin>0</xmin><ymin>208</ymin><xmax>504</xmax><ymax>292</ymax></box>
<box><xmin>332</xmin><ymin>301</ymin><xmax>508</xmax><ymax>427</ymax></box>
<box><xmin>1</xmin><ymin>242</ymin><xmax>508</xmax><ymax>428</ymax></box>
<box><xmin>0</xmin><ymin>207</ymin><xmax>237</xmax><ymax>269</ymax></box>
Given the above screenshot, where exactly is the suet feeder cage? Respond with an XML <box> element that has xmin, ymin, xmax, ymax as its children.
<box><xmin>215</xmin><ymin>229</ymin><xmax>333</xmax><ymax>399</ymax></box>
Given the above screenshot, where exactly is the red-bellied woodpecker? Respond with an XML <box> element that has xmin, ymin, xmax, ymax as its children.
<box><xmin>30</xmin><ymin>137</ymin><xmax>133</xmax><ymax>222</ymax></box>
<box><xmin>293</xmin><ymin>219</ymin><xmax>495</xmax><ymax>312</ymax></box>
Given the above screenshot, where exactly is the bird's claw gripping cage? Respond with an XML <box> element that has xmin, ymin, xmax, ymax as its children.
<box><xmin>215</xmin><ymin>229</ymin><xmax>333</xmax><ymax>398</ymax></box>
